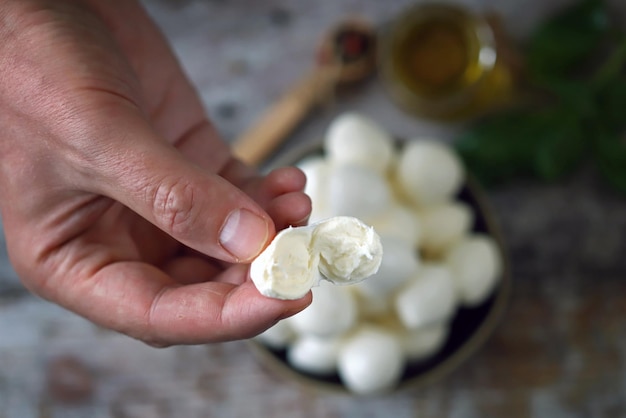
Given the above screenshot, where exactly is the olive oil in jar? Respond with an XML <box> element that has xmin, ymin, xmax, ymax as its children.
<box><xmin>380</xmin><ymin>3</ymin><xmax>510</xmax><ymax>121</ymax></box>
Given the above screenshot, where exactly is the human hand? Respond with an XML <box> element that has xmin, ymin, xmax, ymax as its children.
<box><xmin>0</xmin><ymin>0</ymin><xmax>311</xmax><ymax>346</ymax></box>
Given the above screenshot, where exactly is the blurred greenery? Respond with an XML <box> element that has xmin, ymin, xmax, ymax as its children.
<box><xmin>455</xmin><ymin>0</ymin><xmax>626</xmax><ymax>194</ymax></box>
<box><xmin>527</xmin><ymin>0</ymin><xmax>609</xmax><ymax>81</ymax></box>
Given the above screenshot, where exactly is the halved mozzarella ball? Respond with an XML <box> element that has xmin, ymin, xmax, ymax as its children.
<box><xmin>250</xmin><ymin>217</ymin><xmax>382</xmax><ymax>300</ymax></box>
<box><xmin>313</xmin><ymin>217</ymin><xmax>383</xmax><ymax>285</ymax></box>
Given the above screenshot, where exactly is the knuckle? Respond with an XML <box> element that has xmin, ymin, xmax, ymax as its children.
<box><xmin>150</xmin><ymin>177</ymin><xmax>197</xmax><ymax>239</ymax></box>
<box><xmin>137</xmin><ymin>288</ymin><xmax>174</xmax><ymax>348</ymax></box>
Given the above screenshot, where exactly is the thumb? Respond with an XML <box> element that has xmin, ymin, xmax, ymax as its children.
<box><xmin>86</xmin><ymin>112</ymin><xmax>273</xmax><ymax>263</ymax></box>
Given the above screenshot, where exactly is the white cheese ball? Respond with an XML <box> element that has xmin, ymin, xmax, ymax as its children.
<box><xmin>417</xmin><ymin>201</ymin><xmax>474</xmax><ymax>257</ymax></box>
<box><xmin>297</xmin><ymin>155</ymin><xmax>331</xmax><ymax>223</ymax></box>
<box><xmin>328</xmin><ymin>164</ymin><xmax>392</xmax><ymax>219</ymax></box>
<box><xmin>255</xmin><ymin>320</ymin><xmax>296</xmax><ymax>350</ymax></box>
<box><xmin>250</xmin><ymin>216</ymin><xmax>382</xmax><ymax>300</ymax></box>
<box><xmin>401</xmin><ymin>322</ymin><xmax>450</xmax><ymax>362</ymax></box>
<box><xmin>325</xmin><ymin>112</ymin><xmax>394</xmax><ymax>174</ymax></box>
<box><xmin>287</xmin><ymin>335</ymin><xmax>343</xmax><ymax>376</ymax></box>
<box><xmin>396</xmin><ymin>139</ymin><xmax>464</xmax><ymax>207</ymax></box>
<box><xmin>337</xmin><ymin>325</ymin><xmax>405</xmax><ymax>395</ymax></box>
<box><xmin>366</xmin><ymin>204</ymin><xmax>422</xmax><ymax>249</ymax></box>
<box><xmin>395</xmin><ymin>264</ymin><xmax>458</xmax><ymax>330</ymax></box>
<box><xmin>446</xmin><ymin>234</ymin><xmax>502</xmax><ymax>307</ymax></box>
<box><xmin>312</xmin><ymin>216</ymin><xmax>383</xmax><ymax>285</ymax></box>
<box><xmin>288</xmin><ymin>283</ymin><xmax>358</xmax><ymax>338</ymax></box>
<box><xmin>352</xmin><ymin>287</ymin><xmax>393</xmax><ymax>320</ymax></box>
<box><xmin>354</xmin><ymin>235</ymin><xmax>420</xmax><ymax>298</ymax></box>
<box><xmin>250</xmin><ymin>226</ymin><xmax>321</xmax><ymax>300</ymax></box>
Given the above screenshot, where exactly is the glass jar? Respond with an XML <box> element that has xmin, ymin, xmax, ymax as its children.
<box><xmin>378</xmin><ymin>2</ymin><xmax>515</xmax><ymax>121</ymax></box>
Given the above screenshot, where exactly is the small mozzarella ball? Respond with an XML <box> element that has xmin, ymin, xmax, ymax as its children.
<box><xmin>297</xmin><ymin>156</ymin><xmax>331</xmax><ymax>223</ymax></box>
<box><xmin>401</xmin><ymin>322</ymin><xmax>450</xmax><ymax>362</ymax></box>
<box><xmin>366</xmin><ymin>204</ymin><xmax>421</xmax><ymax>249</ymax></box>
<box><xmin>446</xmin><ymin>234</ymin><xmax>503</xmax><ymax>307</ymax></box>
<box><xmin>289</xmin><ymin>282</ymin><xmax>358</xmax><ymax>338</ymax></box>
<box><xmin>395</xmin><ymin>264</ymin><xmax>458</xmax><ymax>330</ymax></box>
<box><xmin>352</xmin><ymin>287</ymin><xmax>393</xmax><ymax>320</ymax></box>
<box><xmin>354</xmin><ymin>235</ymin><xmax>420</xmax><ymax>298</ymax></box>
<box><xmin>255</xmin><ymin>320</ymin><xmax>296</xmax><ymax>350</ymax></box>
<box><xmin>387</xmin><ymin>172</ymin><xmax>414</xmax><ymax>207</ymax></box>
<box><xmin>417</xmin><ymin>201</ymin><xmax>474</xmax><ymax>257</ymax></box>
<box><xmin>396</xmin><ymin>139</ymin><xmax>464</xmax><ymax>207</ymax></box>
<box><xmin>325</xmin><ymin>112</ymin><xmax>394</xmax><ymax>174</ymax></box>
<box><xmin>287</xmin><ymin>335</ymin><xmax>343</xmax><ymax>376</ymax></box>
<box><xmin>328</xmin><ymin>164</ymin><xmax>392</xmax><ymax>219</ymax></box>
<box><xmin>338</xmin><ymin>325</ymin><xmax>405</xmax><ymax>395</ymax></box>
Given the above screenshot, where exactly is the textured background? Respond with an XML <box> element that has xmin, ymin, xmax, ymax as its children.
<box><xmin>1</xmin><ymin>0</ymin><xmax>626</xmax><ymax>417</ymax></box>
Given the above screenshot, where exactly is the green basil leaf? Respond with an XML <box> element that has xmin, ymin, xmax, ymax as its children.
<box><xmin>541</xmin><ymin>78</ymin><xmax>597</xmax><ymax>117</ymax></box>
<box><xmin>596</xmin><ymin>77</ymin><xmax>626</xmax><ymax>129</ymax></box>
<box><xmin>592</xmin><ymin>37</ymin><xmax>626</xmax><ymax>88</ymax></box>
<box><xmin>531</xmin><ymin>110</ymin><xmax>587</xmax><ymax>180</ymax></box>
<box><xmin>454</xmin><ymin>110</ymin><xmax>547</xmax><ymax>185</ymax></box>
<box><xmin>527</xmin><ymin>0</ymin><xmax>609</xmax><ymax>80</ymax></box>
<box><xmin>593</xmin><ymin>125</ymin><xmax>626</xmax><ymax>194</ymax></box>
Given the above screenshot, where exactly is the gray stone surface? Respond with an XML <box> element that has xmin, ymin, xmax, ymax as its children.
<box><xmin>0</xmin><ymin>217</ymin><xmax>20</xmax><ymax>294</ymax></box>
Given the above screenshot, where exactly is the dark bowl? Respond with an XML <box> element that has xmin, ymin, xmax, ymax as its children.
<box><xmin>247</xmin><ymin>137</ymin><xmax>511</xmax><ymax>395</ymax></box>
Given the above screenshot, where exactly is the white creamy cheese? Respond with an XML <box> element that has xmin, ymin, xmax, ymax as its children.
<box><xmin>312</xmin><ymin>216</ymin><xmax>383</xmax><ymax>284</ymax></box>
<box><xmin>297</xmin><ymin>156</ymin><xmax>332</xmax><ymax>223</ymax></box>
<box><xmin>288</xmin><ymin>282</ymin><xmax>358</xmax><ymax>337</ymax></box>
<box><xmin>254</xmin><ymin>113</ymin><xmax>505</xmax><ymax>395</ymax></box>
<box><xmin>324</xmin><ymin>112</ymin><xmax>394</xmax><ymax>174</ymax></box>
<box><xmin>396</xmin><ymin>139</ymin><xmax>464</xmax><ymax>206</ymax></box>
<box><xmin>365</xmin><ymin>204</ymin><xmax>422</xmax><ymax>249</ymax></box>
<box><xmin>401</xmin><ymin>322</ymin><xmax>450</xmax><ymax>362</ymax></box>
<box><xmin>446</xmin><ymin>234</ymin><xmax>502</xmax><ymax>307</ymax></box>
<box><xmin>394</xmin><ymin>264</ymin><xmax>458</xmax><ymax>330</ymax></box>
<box><xmin>327</xmin><ymin>164</ymin><xmax>392</xmax><ymax>219</ymax></box>
<box><xmin>255</xmin><ymin>319</ymin><xmax>296</xmax><ymax>350</ymax></box>
<box><xmin>337</xmin><ymin>325</ymin><xmax>405</xmax><ymax>395</ymax></box>
<box><xmin>354</xmin><ymin>235</ymin><xmax>420</xmax><ymax>298</ymax></box>
<box><xmin>287</xmin><ymin>334</ymin><xmax>343</xmax><ymax>376</ymax></box>
<box><xmin>417</xmin><ymin>201</ymin><xmax>474</xmax><ymax>256</ymax></box>
<box><xmin>250</xmin><ymin>216</ymin><xmax>383</xmax><ymax>300</ymax></box>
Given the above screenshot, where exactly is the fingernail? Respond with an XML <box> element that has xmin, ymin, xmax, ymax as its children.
<box><xmin>220</xmin><ymin>209</ymin><xmax>269</xmax><ymax>261</ymax></box>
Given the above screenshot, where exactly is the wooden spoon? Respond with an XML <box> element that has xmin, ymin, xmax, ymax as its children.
<box><xmin>232</xmin><ymin>19</ymin><xmax>377</xmax><ymax>166</ymax></box>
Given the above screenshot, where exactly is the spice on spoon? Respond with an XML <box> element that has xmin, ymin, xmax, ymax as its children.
<box><xmin>233</xmin><ymin>19</ymin><xmax>376</xmax><ymax>166</ymax></box>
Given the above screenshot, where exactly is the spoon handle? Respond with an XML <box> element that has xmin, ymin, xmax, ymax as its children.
<box><xmin>232</xmin><ymin>67</ymin><xmax>339</xmax><ymax>167</ymax></box>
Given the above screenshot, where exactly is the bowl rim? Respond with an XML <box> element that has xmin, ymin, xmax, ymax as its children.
<box><xmin>248</xmin><ymin>137</ymin><xmax>512</xmax><ymax>395</ymax></box>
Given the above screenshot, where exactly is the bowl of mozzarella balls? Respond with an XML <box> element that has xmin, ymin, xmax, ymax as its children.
<box><xmin>249</xmin><ymin>112</ymin><xmax>510</xmax><ymax>396</ymax></box>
